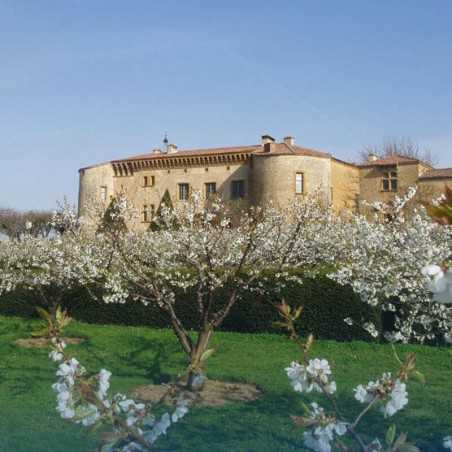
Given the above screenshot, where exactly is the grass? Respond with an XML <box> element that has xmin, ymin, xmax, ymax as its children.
<box><xmin>0</xmin><ymin>315</ymin><xmax>451</xmax><ymax>451</ymax></box>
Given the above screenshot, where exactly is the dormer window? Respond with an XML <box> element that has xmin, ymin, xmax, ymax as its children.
<box><xmin>382</xmin><ymin>170</ymin><xmax>398</xmax><ymax>192</ymax></box>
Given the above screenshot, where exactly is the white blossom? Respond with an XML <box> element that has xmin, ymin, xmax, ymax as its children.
<box><xmin>48</xmin><ymin>338</ymin><xmax>190</xmax><ymax>451</ymax></box>
<box><xmin>354</xmin><ymin>373</ymin><xmax>408</xmax><ymax>417</ymax></box>
<box><xmin>383</xmin><ymin>379</ymin><xmax>408</xmax><ymax>417</ymax></box>
<box><xmin>443</xmin><ymin>436</ymin><xmax>452</xmax><ymax>451</ymax></box>
<box><xmin>286</xmin><ymin>359</ymin><xmax>336</xmax><ymax>395</ymax></box>
<box><xmin>302</xmin><ymin>403</ymin><xmax>347</xmax><ymax>452</ymax></box>
<box><xmin>329</xmin><ymin>187</ymin><xmax>451</xmax><ymax>342</ymax></box>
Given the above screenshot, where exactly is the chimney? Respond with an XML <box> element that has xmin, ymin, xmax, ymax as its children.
<box><xmin>368</xmin><ymin>153</ymin><xmax>379</xmax><ymax>162</ymax></box>
<box><xmin>261</xmin><ymin>134</ymin><xmax>276</xmax><ymax>152</ymax></box>
<box><xmin>264</xmin><ymin>143</ymin><xmax>276</xmax><ymax>153</ymax></box>
<box><xmin>167</xmin><ymin>143</ymin><xmax>178</xmax><ymax>154</ymax></box>
<box><xmin>284</xmin><ymin>136</ymin><xmax>295</xmax><ymax>146</ymax></box>
<box><xmin>261</xmin><ymin>134</ymin><xmax>275</xmax><ymax>145</ymax></box>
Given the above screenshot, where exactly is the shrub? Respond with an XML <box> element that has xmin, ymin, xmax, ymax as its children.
<box><xmin>0</xmin><ymin>271</ymin><xmax>381</xmax><ymax>342</ymax></box>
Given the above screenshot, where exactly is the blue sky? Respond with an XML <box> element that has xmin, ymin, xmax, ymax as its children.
<box><xmin>1</xmin><ymin>0</ymin><xmax>451</xmax><ymax>210</ymax></box>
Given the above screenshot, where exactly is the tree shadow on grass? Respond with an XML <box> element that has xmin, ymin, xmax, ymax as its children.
<box><xmin>73</xmin><ymin>335</ymin><xmax>185</xmax><ymax>383</ymax></box>
<box><xmin>157</xmin><ymin>392</ymin><xmax>307</xmax><ymax>452</ymax></box>
<box><xmin>118</xmin><ymin>336</ymin><xmax>184</xmax><ymax>383</ymax></box>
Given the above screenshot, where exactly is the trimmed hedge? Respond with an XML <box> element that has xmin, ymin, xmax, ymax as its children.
<box><xmin>0</xmin><ymin>272</ymin><xmax>381</xmax><ymax>341</ymax></box>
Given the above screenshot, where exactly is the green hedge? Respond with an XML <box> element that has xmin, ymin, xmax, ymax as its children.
<box><xmin>0</xmin><ymin>274</ymin><xmax>381</xmax><ymax>341</ymax></box>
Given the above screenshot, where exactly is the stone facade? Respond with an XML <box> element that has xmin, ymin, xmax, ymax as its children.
<box><xmin>78</xmin><ymin>135</ymin><xmax>452</xmax><ymax>230</ymax></box>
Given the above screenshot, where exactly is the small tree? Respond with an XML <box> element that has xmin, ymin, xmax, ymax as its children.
<box><xmin>97</xmin><ymin>196</ymin><xmax>128</xmax><ymax>235</ymax></box>
<box><xmin>96</xmin><ymin>193</ymin><xmax>336</xmax><ymax>389</ymax></box>
<box><xmin>278</xmin><ymin>301</ymin><xmax>423</xmax><ymax>452</ymax></box>
<box><xmin>359</xmin><ymin>137</ymin><xmax>436</xmax><ymax>166</ymax></box>
<box><xmin>149</xmin><ymin>189</ymin><xmax>174</xmax><ymax>231</ymax></box>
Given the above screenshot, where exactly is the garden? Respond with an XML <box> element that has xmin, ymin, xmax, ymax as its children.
<box><xmin>0</xmin><ymin>189</ymin><xmax>451</xmax><ymax>452</ymax></box>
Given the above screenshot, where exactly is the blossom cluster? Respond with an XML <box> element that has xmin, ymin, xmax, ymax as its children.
<box><xmin>354</xmin><ymin>372</ymin><xmax>408</xmax><ymax>417</ymax></box>
<box><xmin>287</xmin><ymin>361</ymin><xmax>414</xmax><ymax>451</ymax></box>
<box><xmin>49</xmin><ymin>338</ymin><xmax>189</xmax><ymax>451</ymax></box>
<box><xmin>286</xmin><ymin>358</ymin><xmax>336</xmax><ymax>395</ymax></box>
<box><xmin>302</xmin><ymin>402</ymin><xmax>347</xmax><ymax>452</ymax></box>
<box><xmin>422</xmin><ymin>264</ymin><xmax>452</xmax><ymax>304</ymax></box>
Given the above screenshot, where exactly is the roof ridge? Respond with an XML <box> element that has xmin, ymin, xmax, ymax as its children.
<box><xmin>283</xmin><ymin>142</ymin><xmax>297</xmax><ymax>154</ymax></box>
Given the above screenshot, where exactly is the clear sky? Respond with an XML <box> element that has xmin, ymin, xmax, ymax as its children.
<box><xmin>1</xmin><ymin>0</ymin><xmax>451</xmax><ymax>210</ymax></box>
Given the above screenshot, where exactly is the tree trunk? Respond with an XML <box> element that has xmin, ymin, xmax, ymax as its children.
<box><xmin>186</xmin><ymin>326</ymin><xmax>213</xmax><ymax>391</ymax></box>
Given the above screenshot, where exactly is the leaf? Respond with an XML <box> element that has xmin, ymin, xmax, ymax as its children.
<box><xmin>386</xmin><ymin>424</ymin><xmax>396</xmax><ymax>446</ymax></box>
<box><xmin>35</xmin><ymin>307</ymin><xmax>52</xmax><ymax>322</ymax></box>
<box><xmin>412</xmin><ymin>371</ymin><xmax>426</xmax><ymax>384</ymax></box>
<box><xmin>290</xmin><ymin>415</ymin><xmax>316</xmax><ymax>428</ymax></box>
<box><xmin>200</xmin><ymin>348</ymin><xmax>215</xmax><ymax>362</ymax></box>
<box><xmin>305</xmin><ymin>334</ymin><xmax>315</xmax><ymax>351</ymax></box>
<box><xmin>391</xmin><ymin>432</ymin><xmax>408</xmax><ymax>451</ymax></box>
<box><xmin>31</xmin><ymin>327</ymin><xmax>50</xmax><ymax>338</ymax></box>
<box><xmin>293</xmin><ymin>306</ymin><xmax>303</xmax><ymax>320</ymax></box>
<box><xmin>300</xmin><ymin>401</ymin><xmax>311</xmax><ymax>415</ymax></box>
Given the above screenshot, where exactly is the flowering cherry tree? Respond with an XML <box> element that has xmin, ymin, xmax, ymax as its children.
<box><xmin>92</xmin><ymin>193</ymin><xmax>337</xmax><ymax>389</ymax></box>
<box><xmin>0</xmin><ymin>201</ymin><xmax>105</xmax><ymax>337</ymax></box>
<box><xmin>328</xmin><ymin>187</ymin><xmax>451</xmax><ymax>343</ymax></box>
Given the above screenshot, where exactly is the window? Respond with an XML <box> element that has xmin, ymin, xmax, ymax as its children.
<box><xmin>179</xmin><ymin>183</ymin><xmax>189</xmax><ymax>200</ymax></box>
<box><xmin>295</xmin><ymin>173</ymin><xmax>304</xmax><ymax>194</ymax></box>
<box><xmin>100</xmin><ymin>186</ymin><xmax>107</xmax><ymax>202</ymax></box>
<box><xmin>143</xmin><ymin>175</ymin><xmax>155</xmax><ymax>187</ymax></box>
<box><xmin>382</xmin><ymin>170</ymin><xmax>398</xmax><ymax>192</ymax></box>
<box><xmin>205</xmin><ymin>182</ymin><xmax>216</xmax><ymax>197</ymax></box>
<box><xmin>142</xmin><ymin>204</ymin><xmax>155</xmax><ymax>223</ymax></box>
<box><xmin>231</xmin><ymin>180</ymin><xmax>245</xmax><ymax>199</ymax></box>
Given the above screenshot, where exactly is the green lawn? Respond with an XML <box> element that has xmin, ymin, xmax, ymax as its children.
<box><xmin>0</xmin><ymin>315</ymin><xmax>451</xmax><ymax>452</ymax></box>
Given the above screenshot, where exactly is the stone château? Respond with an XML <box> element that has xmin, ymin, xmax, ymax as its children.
<box><xmin>78</xmin><ymin>134</ymin><xmax>452</xmax><ymax>230</ymax></box>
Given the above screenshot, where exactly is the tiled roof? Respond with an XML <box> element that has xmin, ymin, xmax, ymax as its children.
<box><xmin>253</xmin><ymin>143</ymin><xmax>331</xmax><ymax>158</ymax></box>
<box><xmin>113</xmin><ymin>145</ymin><xmax>260</xmax><ymax>162</ymax></box>
<box><xmin>111</xmin><ymin>143</ymin><xmax>331</xmax><ymax>163</ymax></box>
<box><xmin>359</xmin><ymin>154</ymin><xmax>419</xmax><ymax>167</ymax></box>
<box><xmin>419</xmin><ymin>168</ymin><xmax>452</xmax><ymax>179</ymax></box>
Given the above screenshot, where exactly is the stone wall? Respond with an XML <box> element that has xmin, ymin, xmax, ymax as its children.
<box><xmin>250</xmin><ymin>154</ymin><xmax>331</xmax><ymax>207</ymax></box>
<box><xmin>112</xmin><ymin>161</ymin><xmax>250</xmax><ymax>231</ymax></box>
<box><xmin>78</xmin><ymin>163</ymin><xmax>114</xmax><ymax>218</ymax></box>
<box><xmin>330</xmin><ymin>159</ymin><xmax>360</xmax><ymax>212</ymax></box>
<box><xmin>358</xmin><ymin>162</ymin><xmax>420</xmax><ymax>206</ymax></box>
<box><xmin>418</xmin><ymin>178</ymin><xmax>452</xmax><ymax>200</ymax></box>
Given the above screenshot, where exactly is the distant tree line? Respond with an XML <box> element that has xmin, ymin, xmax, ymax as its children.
<box><xmin>359</xmin><ymin>137</ymin><xmax>437</xmax><ymax>166</ymax></box>
<box><xmin>0</xmin><ymin>207</ymin><xmax>53</xmax><ymax>240</ymax></box>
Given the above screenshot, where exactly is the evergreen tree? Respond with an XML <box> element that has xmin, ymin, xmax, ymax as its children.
<box><xmin>149</xmin><ymin>190</ymin><xmax>174</xmax><ymax>231</ymax></box>
<box><xmin>98</xmin><ymin>197</ymin><xmax>128</xmax><ymax>235</ymax></box>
